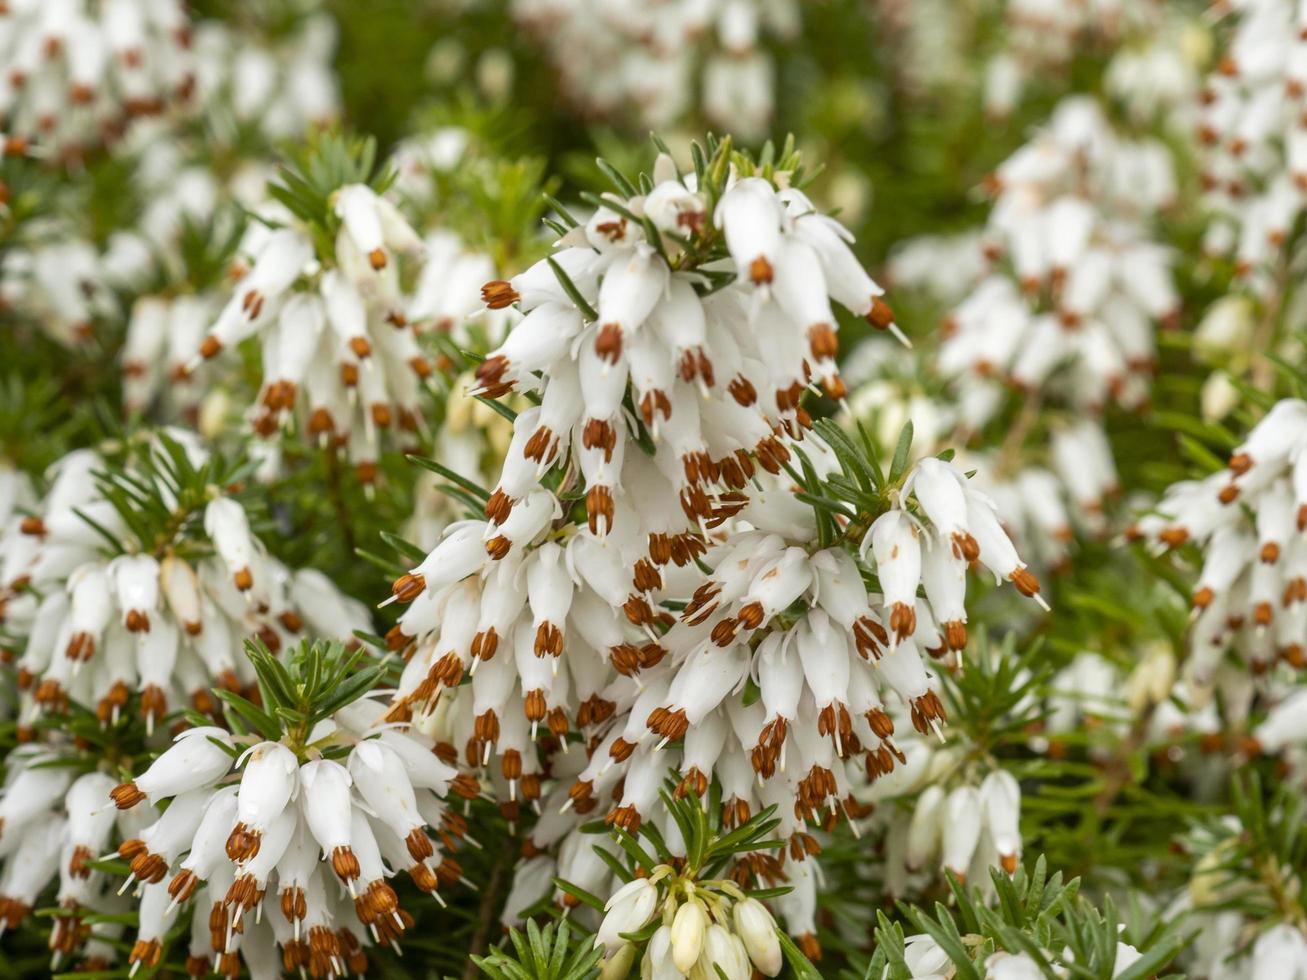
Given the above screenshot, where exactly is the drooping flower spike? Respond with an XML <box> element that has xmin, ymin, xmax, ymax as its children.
<box><xmin>185</xmin><ymin>135</ymin><xmax>436</xmax><ymax>483</ymax></box>
<box><xmin>0</xmin><ymin>432</ymin><xmax>369</xmax><ymax>733</ymax></box>
<box><xmin>384</xmin><ymin>141</ymin><xmax>1042</xmax><ymax>937</ymax></box>
<box><xmin>1130</xmin><ymin>398</ymin><xmax>1307</xmax><ymax>685</ymax></box>
<box><xmin>106</xmin><ymin>641</ymin><xmax>479</xmax><ymax>978</ymax></box>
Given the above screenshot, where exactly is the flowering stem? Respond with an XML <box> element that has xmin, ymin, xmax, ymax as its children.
<box><xmin>322</xmin><ymin>444</ymin><xmax>358</xmax><ymax>558</ymax></box>
<box><xmin>463</xmin><ymin>832</ymin><xmax>517</xmax><ymax>980</ymax></box>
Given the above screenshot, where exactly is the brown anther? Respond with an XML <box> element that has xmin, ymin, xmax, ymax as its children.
<box><xmin>710</xmin><ymin>617</ymin><xmax>739</xmax><ymax>646</ymax></box>
<box><xmin>169</xmin><ymin>868</ymin><xmax>199</xmax><ymax>903</ymax></box>
<box><xmin>1009</xmin><ymin>567</ymin><xmax>1041</xmax><ymax>600</ymax></box>
<box><xmin>391</xmin><ymin>573</ymin><xmax>425</xmax><ymax>603</ymax></box>
<box><xmin>587</xmin><ymin>486</ymin><xmax>614</xmax><ymax>536</ymax></box>
<box><xmin>808</xmin><ymin>323</ymin><xmax>838</xmax><ymax>360</ymax></box>
<box><xmin>534</xmin><ymin>622</ymin><xmax>563</xmax><ymax>657</ymax></box>
<box><xmin>405</xmin><ymin>828</ymin><xmax>433</xmax><ymax>862</ymax></box>
<box><xmin>866</xmin><ymin>296</ymin><xmax>896</xmax><ymax>331</ymax></box>
<box><xmin>225</xmin><ymin>823</ymin><xmax>261</xmax><ymax>862</ymax></box>
<box><xmin>1158</xmin><ymin>527</ymin><xmax>1189</xmax><ymax>549</ymax></box>
<box><xmin>889</xmin><ymin>602</ymin><xmax>916</xmax><ymax>642</ymax></box>
<box><xmin>482</xmin><ymin>280</ymin><xmax>520</xmax><ymax>309</ymax></box>
<box><xmin>595</xmin><ymin>324</ymin><xmax>623</xmax><ymax>364</ymax></box>
<box><xmin>484</xmin><ymin>488</ymin><xmax>514</xmax><ymax>524</ymax></box>
<box><xmin>606</xmin><ymin>805</ymin><xmax>642</xmax><ymax>833</ymax></box>
<box><xmin>450</xmin><ymin>773</ymin><xmax>481</xmax><ymax>799</ymax></box>
<box><xmin>331</xmin><ymin>845</ymin><xmax>361</xmax><ymax>882</ymax></box>
<box><xmin>308</xmin><ymin>407</ymin><xmax>336</xmax><ymax>437</ymax></box>
<box><xmin>110</xmin><ymin>781</ymin><xmax>145</xmax><ymax>809</ymax></box>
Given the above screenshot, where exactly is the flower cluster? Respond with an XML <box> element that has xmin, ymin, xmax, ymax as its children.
<box><xmin>1197</xmin><ymin>0</ymin><xmax>1307</xmax><ymax>295</ymax></box>
<box><xmin>0</xmin><ymin>753</ymin><xmax>124</xmax><ymax>965</ymax></box>
<box><xmin>867</xmin><ymin>745</ymin><xmax>1024</xmax><ymax>890</ymax></box>
<box><xmin>0</xmin><ymin>0</ymin><xmax>195</xmax><ymax>160</ymax></box>
<box><xmin>0</xmin><ymin>233</ymin><xmax>116</xmax><ymax>347</ymax></box>
<box><xmin>596</xmin><ymin>870</ymin><xmax>784</xmax><ymax>979</ymax></box>
<box><xmin>510</xmin><ymin>0</ymin><xmax>798</xmax><ymax>139</ymax></box>
<box><xmin>191</xmin><ymin>10</ymin><xmax>340</xmax><ymax>144</ymax></box>
<box><xmin>0</xmin><ymin>433</ymin><xmax>369</xmax><ymax>731</ymax></box>
<box><xmin>940</xmin><ymin>96</ymin><xmax>1178</xmax><ymax>422</ymax></box>
<box><xmin>188</xmin><ymin>140</ymin><xmax>435</xmax><ymax>480</ymax></box>
<box><xmin>899</xmin><ymin>932</ymin><xmax>1145</xmax><ymax>980</ymax></box>
<box><xmin>114</xmin><ymin>155</ymin><xmax>247</xmax><ymax>422</ymax></box>
<box><xmin>105</xmin><ymin>676</ymin><xmax>476</xmax><ymax>978</ymax></box>
<box><xmin>981</xmin><ymin>0</ymin><xmax>1187</xmax><ymax>120</ymax></box>
<box><xmin>381</xmin><ymin>143</ymin><xmax>1043</xmax><ymax>941</ymax></box>
<box><xmin>1129</xmin><ymin>399</ymin><xmax>1307</xmax><ymax>685</ymax></box>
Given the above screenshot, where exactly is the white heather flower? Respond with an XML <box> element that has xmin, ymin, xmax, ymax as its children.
<box><xmin>979</xmin><ymin>770</ymin><xmax>1022</xmax><ymax>873</ymax></box>
<box><xmin>985</xmin><ymin>951</ymin><xmax>1044</xmax><ymax>980</ymax></box>
<box><xmin>700</xmin><ymin>922</ymin><xmax>750</xmax><ymax>980</ymax></box>
<box><xmin>670</xmin><ymin>897</ymin><xmax>708</xmax><ymax>972</ymax></box>
<box><xmin>0</xmin><ymin>0</ymin><xmax>195</xmax><ymax>156</ymax></box>
<box><xmin>941</xmin><ymin>785</ymin><xmax>982</xmax><ymax>881</ymax></box>
<box><xmin>228</xmin><ymin>741</ymin><xmax>299</xmax><ymax>861</ymax></box>
<box><xmin>732</xmin><ymin>897</ymin><xmax>782</xmax><ymax>976</ymax></box>
<box><xmin>645</xmin><ymin>924</ymin><xmax>682</xmax><ymax>980</ymax></box>
<box><xmin>190</xmin><ymin>177</ymin><xmax>432</xmax><ymax>478</ymax></box>
<box><xmin>110</xmin><ymin>727</ymin><xmax>235</xmax><ymax>809</ymax></box>
<box><xmin>904</xmin><ymin>933</ymin><xmax>954</xmax><ymax>978</ymax></box>
<box><xmin>1</xmin><ymin>441</ymin><xmax>369</xmax><ymax>730</ymax></box>
<box><xmin>386</xmin><ymin>151</ymin><xmax>1038</xmax><ymax>949</ymax></box>
<box><xmin>108</xmin><ymin>693</ymin><xmax>471</xmax><ymax>974</ymax></box>
<box><xmin>1251</xmin><ymin>923</ymin><xmax>1307</xmax><ymax>977</ymax></box>
<box><xmin>509</xmin><ymin>0</ymin><xmax>798</xmax><ymax>139</ymax></box>
<box><xmin>597</xmin><ymin>877</ymin><xmax>658</xmax><ymax>954</ymax></box>
<box><xmin>1133</xmin><ymin>398</ymin><xmax>1307</xmax><ymax>681</ymax></box>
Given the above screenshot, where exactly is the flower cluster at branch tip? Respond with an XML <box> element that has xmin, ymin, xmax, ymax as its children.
<box><xmin>103</xmin><ymin>688</ymin><xmax>477</xmax><ymax>979</ymax></box>
<box><xmin>1197</xmin><ymin>0</ymin><xmax>1307</xmax><ymax>295</ymax></box>
<box><xmin>1130</xmin><ymin>399</ymin><xmax>1307</xmax><ymax>686</ymax></box>
<box><xmin>595</xmin><ymin>868</ymin><xmax>784</xmax><ymax>979</ymax></box>
<box><xmin>510</xmin><ymin>0</ymin><xmax>798</xmax><ymax>140</ymax></box>
<box><xmin>898</xmin><ymin>929</ymin><xmax>1144</xmax><ymax>980</ymax></box>
<box><xmin>941</xmin><ymin>96</ymin><xmax>1177</xmax><ymax>422</ymax></box>
<box><xmin>380</xmin><ymin>143</ymin><xmax>1045</xmax><ymax>944</ymax></box>
<box><xmin>982</xmin><ymin>0</ymin><xmax>1186</xmax><ymax>119</ymax></box>
<box><xmin>865</xmin><ymin>740</ymin><xmax>1024</xmax><ymax>890</ymax></box>
<box><xmin>191</xmin><ymin>10</ymin><xmax>340</xmax><ymax>143</ymax></box>
<box><xmin>0</xmin><ymin>433</ymin><xmax>369</xmax><ymax>731</ymax></box>
<box><xmin>873</xmin><ymin>93</ymin><xmax>1181</xmax><ymax>563</ymax></box>
<box><xmin>0</xmin><ymin>0</ymin><xmax>195</xmax><ymax>159</ymax></box>
<box><xmin>0</xmin><ymin>231</ymin><xmax>116</xmax><ymax>347</ymax></box>
<box><xmin>188</xmin><ymin>168</ymin><xmax>436</xmax><ymax>481</ymax></box>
